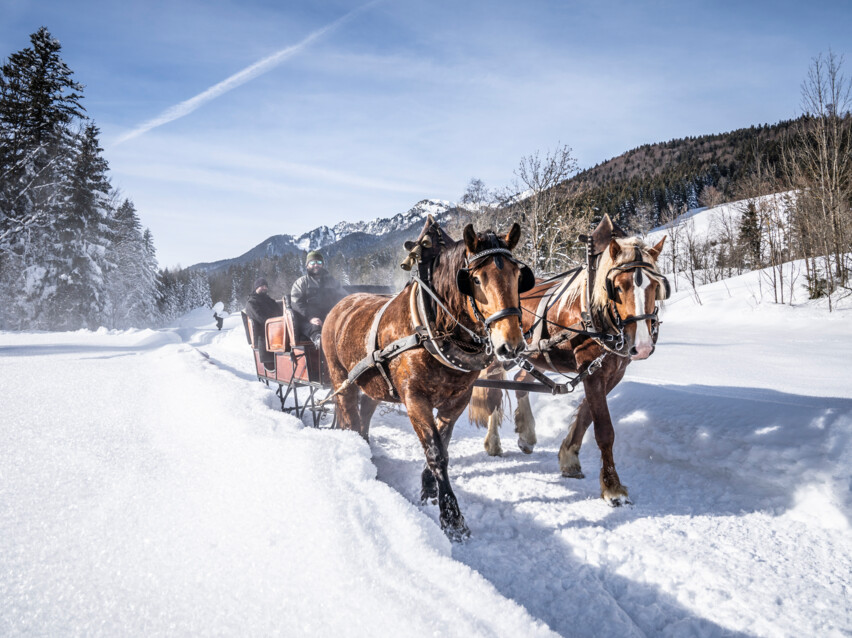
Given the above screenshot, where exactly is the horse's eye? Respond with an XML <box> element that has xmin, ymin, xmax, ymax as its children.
<box><xmin>473</xmin><ymin>277</ymin><xmax>481</xmax><ymax>286</ymax></box>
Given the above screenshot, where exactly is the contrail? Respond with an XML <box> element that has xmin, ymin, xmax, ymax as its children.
<box><xmin>113</xmin><ymin>1</ymin><xmax>379</xmax><ymax>146</ymax></box>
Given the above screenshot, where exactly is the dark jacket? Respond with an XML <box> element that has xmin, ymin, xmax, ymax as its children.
<box><xmin>290</xmin><ymin>270</ymin><xmax>345</xmax><ymax>326</ymax></box>
<box><xmin>246</xmin><ymin>291</ymin><xmax>283</xmax><ymax>352</ymax></box>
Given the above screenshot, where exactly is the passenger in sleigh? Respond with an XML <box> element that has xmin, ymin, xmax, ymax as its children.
<box><xmin>290</xmin><ymin>251</ymin><xmax>345</xmax><ymax>349</ymax></box>
<box><xmin>246</xmin><ymin>277</ymin><xmax>283</xmax><ymax>371</ymax></box>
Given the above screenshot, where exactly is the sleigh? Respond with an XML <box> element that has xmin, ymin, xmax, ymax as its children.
<box><xmin>241</xmin><ymin>285</ymin><xmax>395</xmax><ymax>427</ymax></box>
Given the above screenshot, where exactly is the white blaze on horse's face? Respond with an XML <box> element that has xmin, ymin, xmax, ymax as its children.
<box><xmin>630</xmin><ymin>273</ymin><xmax>655</xmax><ymax>360</ymax></box>
<box><xmin>611</xmin><ymin>268</ymin><xmax>655</xmax><ymax>361</ymax></box>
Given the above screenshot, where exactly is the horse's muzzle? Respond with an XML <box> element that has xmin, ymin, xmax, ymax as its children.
<box><xmin>495</xmin><ymin>341</ymin><xmax>525</xmax><ymax>361</ymax></box>
<box><xmin>629</xmin><ymin>344</ymin><xmax>655</xmax><ymax>360</ymax></box>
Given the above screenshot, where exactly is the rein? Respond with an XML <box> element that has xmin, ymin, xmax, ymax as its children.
<box><xmin>411</xmin><ymin>272</ymin><xmax>484</xmax><ymax>344</ymax></box>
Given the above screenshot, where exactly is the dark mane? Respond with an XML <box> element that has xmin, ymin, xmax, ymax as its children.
<box><xmin>429</xmin><ymin>239</ymin><xmax>471</xmax><ymax>335</ymax></box>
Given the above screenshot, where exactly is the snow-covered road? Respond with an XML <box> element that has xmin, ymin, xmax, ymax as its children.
<box><xmin>2</xmin><ymin>272</ymin><xmax>851</xmax><ymax>636</ymax></box>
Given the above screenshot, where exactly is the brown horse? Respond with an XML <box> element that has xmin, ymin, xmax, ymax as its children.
<box><xmin>469</xmin><ymin>215</ymin><xmax>667</xmax><ymax>506</ymax></box>
<box><xmin>322</xmin><ymin>217</ymin><xmax>530</xmax><ymax>540</ymax></box>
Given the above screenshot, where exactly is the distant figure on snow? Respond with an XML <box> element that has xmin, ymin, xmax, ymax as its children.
<box><xmin>246</xmin><ymin>277</ymin><xmax>283</xmax><ymax>370</ymax></box>
<box><xmin>213</xmin><ymin>312</ymin><xmax>224</xmax><ymax>330</ymax></box>
<box><xmin>290</xmin><ymin>251</ymin><xmax>345</xmax><ymax>349</ymax></box>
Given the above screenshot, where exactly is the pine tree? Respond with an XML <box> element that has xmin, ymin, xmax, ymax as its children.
<box><xmin>44</xmin><ymin>123</ymin><xmax>111</xmax><ymax>329</ymax></box>
<box><xmin>0</xmin><ymin>27</ymin><xmax>84</xmax><ymax>253</ymax></box>
<box><xmin>0</xmin><ymin>28</ymin><xmax>88</xmax><ymax>329</ymax></box>
<box><xmin>104</xmin><ymin>199</ymin><xmax>160</xmax><ymax>328</ymax></box>
<box><xmin>738</xmin><ymin>201</ymin><xmax>762</xmax><ymax>267</ymax></box>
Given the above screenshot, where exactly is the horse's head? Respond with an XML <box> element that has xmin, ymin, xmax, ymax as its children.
<box><xmin>457</xmin><ymin>223</ymin><xmax>532</xmax><ymax>361</ymax></box>
<box><xmin>596</xmin><ymin>235</ymin><xmax>668</xmax><ymax>360</ymax></box>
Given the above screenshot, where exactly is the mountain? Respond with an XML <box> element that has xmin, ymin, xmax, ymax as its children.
<box><xmin>566</xmin><ymin>118</ymin><xmax>800</xmax><ymax>224</ymax></box>
<box><xmin>192</xmin><ymin>199</ymin><xmax>456</xmax><ymax>274</ymax></box>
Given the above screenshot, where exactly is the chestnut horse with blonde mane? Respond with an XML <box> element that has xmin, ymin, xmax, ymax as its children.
<box><xmin>322</xmin><ymin>217</ymin><xmax>530</xmax><ymax>540</ymax></box>
<box><xmin>470</xmin><ymin>215</ymin><xmax>668</xmax><ymax>506</ymax></box>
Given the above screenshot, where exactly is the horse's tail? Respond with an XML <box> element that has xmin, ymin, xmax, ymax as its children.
<box><xmin>469</xmin><ymin>366</ymin><xmax>506</xmax><ymax>428</ymax></box>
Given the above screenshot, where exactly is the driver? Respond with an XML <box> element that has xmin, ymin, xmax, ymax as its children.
<box><xmin>290</xmin><ymin>251</ymin><xmax>345</xmax><ymax>348</ymax></box>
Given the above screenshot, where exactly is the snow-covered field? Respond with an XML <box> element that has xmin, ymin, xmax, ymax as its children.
<box><xmin>2</xmin><ymin>267</ymin><xmax>851</xmax><ymax>636</ymax></box>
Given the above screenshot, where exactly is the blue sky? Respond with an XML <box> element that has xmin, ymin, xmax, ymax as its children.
<box><xmin>1</xmin><ymin>0</ymin><xmax>850</xmax><ymax>267</ymax></box>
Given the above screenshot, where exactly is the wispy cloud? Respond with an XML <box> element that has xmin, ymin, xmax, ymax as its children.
<box><xmin>112</xmin><ymin>1</ymin><xmax>380</xmax><ymax>147</ymax></box>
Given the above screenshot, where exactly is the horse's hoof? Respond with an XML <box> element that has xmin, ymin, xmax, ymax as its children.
<box><xmin>443</xmin><ymin>521</ymin><xmax>471</xmax><ymax>543</ymax></box>
<box><xmin>484</xmin><ymin>443</ymin><xmax>503</xmax><ymax>457</ymax></box>
<box><xmin>602</xmin><ymin>488</ymin><xmax>632</xmax><ymax>507</ymax></box>
<box><xmin>420</xmin><ymin>490</ymin><xmax>438</xmax><ymax>505</ymax></box>
<box><xmin>562</xmin><ymin>469</ymin><xmax>585</xmax><ymax>479</ymax></box>
<box><xmin>517</xmin><ymin>438</ymin><xmax>534</xmax><ymax>454</ymax></box>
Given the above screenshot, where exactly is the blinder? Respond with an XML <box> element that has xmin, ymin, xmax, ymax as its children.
<box><xmin>456</xmin><ymin>268</ymin><xmax>475</xmax><ymax>298</ymax></box>
<box><xmin>656</xmin><ymin>275</ymin><xmax>671</xmax><ymax>301</ymax></box>
<box><xmin>605</xmin><ymin>277</ymin><xmax>619</xmax><ymax>303</ymax></box>
<box><xmin>518</xmin><ymin>264</ymin><xmax>535</xmax><ymax>294</ymax></box>
<box><xmin>605</xmin><ymin>260</ymin><xmax>671</xmax><ymax>303</ymax></box>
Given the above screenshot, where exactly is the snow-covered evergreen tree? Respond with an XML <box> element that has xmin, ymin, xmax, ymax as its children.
<box><xmin>1</xmin><ymin>28</ymin><xmax>85</xmax><ymax>329</ymax></box>
<box><xmin>229</xmin><ymin>278</ymin><xmax>240</xmax><ymax>313</ymax></box>
<box><xmin>104</xmin><ymin>199</ymin><xmax>161</xmax><ymax>328</ymax></box>
<box><xmin>43</xmin><ymin>123</ymin><xmax>112</xmax><ymax>329</ymax></box>
<box><xmin>1</xmin><ymin>29</ymin><xmax>159</xmax><ymax>330</ymax></box>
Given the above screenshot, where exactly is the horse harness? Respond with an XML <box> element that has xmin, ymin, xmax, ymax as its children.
<box><xmin>524</xmin><ymin>239</ymin><xmax>671</xmax><ymax>384</ymax></box>
<box><xmin>595</xmin><ymin>245</ymin><xmax>669</xmax><ymax>349</ymax></box>
<box><xmin>343</xmin><ymin>237</ymin><xmax>534</xmax><ymax>399</ymax></box>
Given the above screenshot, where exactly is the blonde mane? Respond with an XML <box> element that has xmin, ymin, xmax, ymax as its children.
<box><xmin>557</xmin><ymin>236</ymin><xmax>662</xmax><ymax>315</ymax></box>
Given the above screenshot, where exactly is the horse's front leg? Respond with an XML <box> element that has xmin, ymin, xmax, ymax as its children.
<box><xmin>583</xmin><ymin>373</ymin><xmax>631</xmax><ymax>506</ymax></box>
<box><xmin>408</xmin><ymin>393</ymin><xmax>470</xmax><ymax>542</ymax></box>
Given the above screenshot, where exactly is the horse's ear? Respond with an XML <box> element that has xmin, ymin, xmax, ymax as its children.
<box><xmin>609</xmin><ymin>239</ymin><xmax>622</xmax><ymax>261</ymax></box>
<box><xmin>590</xmin><ymin>214</ymin><xmax>615</xmax><ymax>254</ymax></box>
<box><xmin>504</xmin><ymin>223</ymin><xmax>521</xmax><ymax>250</ymax></box>
<box><xmin>463</xmin><ymin>224</ymin><xmax>478</xmax><ymax>253</ymax></box>
<box><xmin>648</xmin><ymin>236</ymin><xmax>666</xmax><ymax>261</ymax></box>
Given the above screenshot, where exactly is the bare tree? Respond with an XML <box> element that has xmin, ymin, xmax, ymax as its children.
<box><xmin>710</xmin><ymin>205</ymin><xmax>746</xmax><ymax>279</ymax></box>
<box><xmin>699</xmin><ymin>185</ymin><xmax>724</xmax><ymax>209</ymax></box>
<box><xmin>787</xmin><ymin>51</ymin><xmax>852</xmax><ymax>309</ymax></box>
<box><xmin>457</xmin><ymin>178</ymin><xmax>498</xmax><ymax>231</ymax></box>
<box><xmin>659</xmin><ymin>202</ymin><xmax>687</xmax><ymax>291</ymax></box>
<box><xmin>513</xmin><ymin>144</ymin><xmax>582</xmax><ymax>272</ymax></box>
<box><xmin>680</xmin><ymin>216</ymin><xmax>705</xmax><ymax>304</ymax></box>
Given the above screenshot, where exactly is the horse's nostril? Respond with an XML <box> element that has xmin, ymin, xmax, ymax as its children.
<box><xmin>629</xmin><ymin>346</ymin><xmax>638</xmax><ymax>356</ymax></box>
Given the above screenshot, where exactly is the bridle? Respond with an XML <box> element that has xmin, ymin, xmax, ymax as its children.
<box><xmin>456</xmin><ymin>235</ymin><xmax>535</xmax><ymax>354</ymax></box>
<box><xmin>601</xmin><ymin>246</ymin><xmax>670</xmax><ymax>348</ymax></box>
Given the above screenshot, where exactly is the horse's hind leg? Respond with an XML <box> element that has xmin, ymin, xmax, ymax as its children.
<box><xmin>483</xmin><ymin>404</ymin><xmax>503</xmax><ymax>456</ymax></box>
<box><xmin>513</xmin><ymin>368</ymin><xmax>537</xmax><ymax>453</ymax></box>
<box><xmin>325</xmin><ymin>354</ymin><xmax>365</xmax><ymax>438</ymax></box>
<box><xmin>471</xmin><ymin>367</ymin><xmax>504</xmax><ymax>456</ymax></box>
<box><xmin>559</xmin><ymin>398</ymin><xmax>591</xmax><ymax>478</ymax></box>
<box><xmin>359</xmin><ymin>394</ymin><xmax>380</xmax><ymax>441</ymax></box>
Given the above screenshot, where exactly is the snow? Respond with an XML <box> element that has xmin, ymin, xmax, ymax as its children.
<box><xmin>2</xmin><ymin>242</ymin><xmax>851</xmax><ymax>635</ymax></box>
